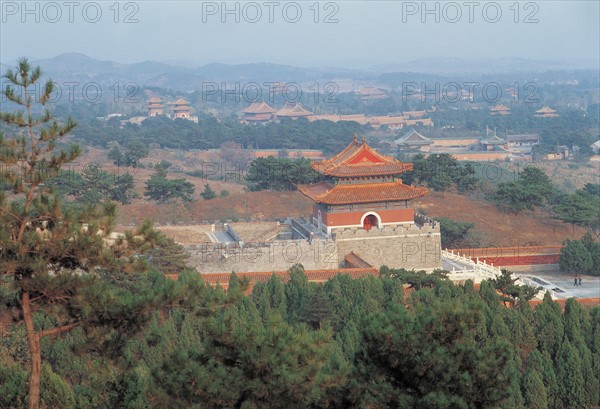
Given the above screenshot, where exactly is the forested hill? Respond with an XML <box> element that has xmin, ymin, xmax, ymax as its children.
<box><xmin>1</xmin><ymin>266</ymin><xmax>599</xmax><ymax>408</ymax></box>
<box><xmin>71</xmin><ymin>116</ymin><xmax>365</xmax><ymax>153</ymax></box>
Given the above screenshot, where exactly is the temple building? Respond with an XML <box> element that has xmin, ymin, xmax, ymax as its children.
<box><xmin>298</xmin><ymin>135</ymin><xmax>427</xmax><ymax>235</ymax></box>
<box><xmin>481</xmin><ymin>134</ymin><xmax>507</xmax><ymax>151</ymax></box>
<box><xmin>394</xmin><ymin>128</ymin><xmax>432</xmax><ymax>151</ymax></box>
<box><xmin>534</xmin><ymin>106</ymin><xmax>559</xmax><ymax>118</ymax></box>
<box><xmin>367</xmin><ymin>115</ymin><xmax>406</xmax><ymax>130</ymax></box>
<box><xmin>147</xmin><ymin>97</ymin><xmax>165</xmax><ymax>116</ymax></box>
<box><xmin>297</xmin><ymin>135</ymin><xmax>441</xmax><ymax>270</ymax></box>
<box><xmin>357</xmin><ymin>87</ymin><xmax>387</xmax><ymax>100</ymax></box>
<box><xmin>170</xmin><ymin>98</ymin><xmax>192</xmax><ymax>119</ymax></box>
<box><xmin>490</xmin><ymin>104</ymin><xmax>511</xmax><ymax>116</ymax></box>
<box><xmin>242</xmin><ymin>101</ymin><xmax>276</xmax><ymax>123</ymax></box>
<box><xmin>275</xmin><ymin>102</ymin><xmax>313</xmax><ymax>119</ymax></box>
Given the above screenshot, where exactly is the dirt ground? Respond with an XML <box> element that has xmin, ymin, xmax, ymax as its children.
<box><xmin>77</xmin><ymin>145</ymin><xmax>590</xmax><ymax>247</ymax></box>
<box><xmin>417</xmin><ymin>191</ymin><xmax>586</xmax><ymax>247</ymax></box>
<box><xmin>117</xmin><ymin>189</ymin><xmax>584</xmax><ymax>247</ymax></box>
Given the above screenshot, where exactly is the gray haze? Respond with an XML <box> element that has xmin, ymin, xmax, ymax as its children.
<box><xmin>1</xmin><ymin>1</ymin><xmax>599</xmax><ymax>69</ymax></box>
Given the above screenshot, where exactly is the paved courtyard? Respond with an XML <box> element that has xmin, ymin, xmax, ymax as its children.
<box><xmin>516</xmin><ymin>271</ymin><xmax>600</xmax><ymax>299</ymax></box>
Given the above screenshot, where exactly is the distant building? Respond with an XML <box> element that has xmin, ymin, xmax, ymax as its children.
<box><xmin>242</xmin><ymin>101</ymin><xmax>276</xmax><ymax>123</ymax></box>
<box><xmin>546</xmin><ymin>146</ymin><xmax>570</xmax><ymax>160</ymax></box>
<box><xmin>275</xmin><ymin>102</ymin><xmax>313</xmax><ymax>119</ymax></box>
<box><xmin>250</xmin><ymin>149</ymin><xmax>325</xmax><ymax>160</ymax></box>
<box><xmin>357</xmin><ymin>87</ymin><xmax>387</xmax><ymax>100</ymax></box>
<box><xmin>405</xmin><ymin>117</ymin><xmax>433</xmax><ymax>127</ymax></box>
<box><xmin>506</xmin><ymin>134</ymin><xmax>540</xmax><ymax>147</ymax></box>
<box><xmin>170</xmin><ymin>98</ymin><xmax>192</xmax><ymax>119</ymax></box>
<box><xmin>394</xmin><ymin>128</ymin><xmax>432</xmax><ymax>151</ymax></box>
<box><xmin>534</xmin><ymin>106</ymin><xmax>559</xmax><ymax>118</ymax></box>
<box><xmin>368</xmin><ymin>115</ymin><xmax>406</xmax><ymax>130</ymax></box>
<box><xmin>590</xmin><ymin>140</ymin><xmax>600</xmax><ymax>153</ymax></box>
<box><xmin>403</xmin><ymin>110</ymin><xmax>427</xmax><ymax>119</ymax></box>
<box><xmin>308</xmin><ymin>114</ymin><xmax>370</xmax><ymax>125</ymax></box>
<box><xmin>481</xmin><ymin>134</ymin><xmax>507</xmax><ymax>151</ymax></box>
<box><xmin>490</xmin><ymin>104</ymin><xmax>511</xmax><ymax>116</ymax></box>
<box><xmin>147</xmin><ymin>97</ymin><xmax>165</xmax><ymax>116</ymax></box>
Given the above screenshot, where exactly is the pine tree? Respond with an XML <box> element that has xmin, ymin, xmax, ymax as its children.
<box><xmin>591</xmin><ymin>307</ymin><xmax>600</xmax><ymax>407</ymax></box>
<box><xmin>150</xmin><ymin>305</ymin><xmax>345</xmax><ymax>408</ymax></box>
<box><xmin>200</xmin><ymin>183</ymin><xmax>216</xmax><ymax>200</ymax></box>
<box><xmin>534</xmin><ymin>292</ymin><xmax>565</xmax><ymax>358</ymax></box>
<box><xmin>285</xmin><ymin>264</ymin><xmax>309</xmax><ymax>322</ymax></box>
<box><xmin>564</xmin><ymin>298</ymin><xmax>598</xmax><ymax>407</ymax></box>
<box><xmin>0</xmin><ymin>59</ymin><xmax>171</xmax><ymax>409</ymax></box>
<box><xmin>560</xmin><ymin>239</ymin><xmax>593</xmax><ymax>274</ymax></box>
<box><xmin>556</xmin><ymin>339</ymin><xmax>585</xmax><ymax>409</ymax></box>
<box><xmin>301</xmin><ymin>285</ymin><xmax>333</xmax><ymax>329</ymax></box>
<box><xmin>522</xmin><ymin>367</ymin><xmax>548</xmax><ymax>409</ymax></box>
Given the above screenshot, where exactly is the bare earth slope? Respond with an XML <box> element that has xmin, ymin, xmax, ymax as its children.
<box><xmin>119</xmin><ymin>190</ymin><xmax>582</xmax><ymax>246</ymax></box>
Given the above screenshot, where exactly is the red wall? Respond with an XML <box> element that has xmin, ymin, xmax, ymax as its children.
<box><xmin>314</xmin><ymin>207</ymin><xmax>414</xmax><ymax>226</ymax></box>
<box><xmin>477</xmin><ymin>255</ymin><xmax>560</xmax><ymax>266</ymax></box>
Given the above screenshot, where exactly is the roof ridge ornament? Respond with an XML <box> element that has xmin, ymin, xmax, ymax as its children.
<box><xmin>353</xmin><ymin>133</ymin><xmax>357</xmax><ymax>142</ymax></box>
<box><xmin>362</xmin><ymin>135</ymin><xmax>366</xmax><ymax>143</ymax></box>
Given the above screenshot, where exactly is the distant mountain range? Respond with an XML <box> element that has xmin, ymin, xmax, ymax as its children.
<box><xmin>370</xmin><ymin>57</ymin><xmax>597</xmax><ymax>74</ymax></box>
<box><xmin>0</xmin><ymin>53</ymin><xmax>596</xmax><ymax>92</ymax></box>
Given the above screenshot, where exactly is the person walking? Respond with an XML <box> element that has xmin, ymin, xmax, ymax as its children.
<box><xmin>574</xmin><ymin>276</ymin><xmax>578</xmax><ymax>287</ymax></box>
<box><xmin>578</xmin><ymin>277</ymin><xmax>582</xmax><ymax>287</ymax></box>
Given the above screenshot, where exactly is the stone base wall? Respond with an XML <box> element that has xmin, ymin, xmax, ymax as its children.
<box><xmin>187</xmin><ymin>222</ymin><xmax>442</xmax><ymax>274</ymax></box>
<box><xmin>333</xmin><ymin>223</ymin><xmax>442</xmax><ymax>271</ymax></box>
<box><xmin>188</xmin><ymin>240</ymin><xmax>339</xmax><ymax>274</ymax></box>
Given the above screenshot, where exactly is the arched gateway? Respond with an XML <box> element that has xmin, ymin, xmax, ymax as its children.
<box><xmin>363</xmin><ymin>214</ymin><xmax>379</xmax><ymax>231</ymax></box>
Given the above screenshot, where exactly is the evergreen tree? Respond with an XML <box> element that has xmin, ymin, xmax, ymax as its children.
<box><xmin>0</xmin><ymin>58</ymin><xmax>172</xmax><ymax>409</ymax></box>
<box><xmin>534</xmin><ymin>292</ymin><xmax>565</xmax><ymax>358</ymax></box>
<box><xmin>553</xmin><ymin>193</ymin><xmax>598</xmax><ymax>235</ymax></box>
<box><xmin>353</xmin><ymin>298</ymin><xmax>513</xmax><ymax>408</ymax></box>
<box><xmin>522</xmin><ymin>367</ymin><xmax>548</xmax><ymax>409</ymax></box>
<box><xmin>144</xmin><ymin>165</ymin><xmax>195</xmax><ymax>202</ymax></box>
<box><xmin>200</xmin><ymin>183</ymin><xmax>216</xmax><ymax>200</ymax></box>
<box><xmin>150</xmin><ymin>306</ymin><xmax>346</xmax><ymax>408</ymax></box>
<box><xmin>285</xmin><ymin>264</ymin><xmax>309</xmax><ymax>322</ymax></box>
<box><xmin>564</xmin><ymin>298</ymin><xmax>598</xmax><ymax>407</ymax></box>
<box><xmin>555</xmin><ymin>339</ymin><xmax>586</xmax><ymax>409</ymax></box>
<box><xmin>301</xmin><ymin>285</ymin><xmax>333</xmax><ymax>329</ymax></box>
<box><xmin>559</xmin><ymin>239</ymin><xmax>593</xmax><ymax>274</ymax></box>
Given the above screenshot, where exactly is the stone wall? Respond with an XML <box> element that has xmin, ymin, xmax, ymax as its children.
<box><xmin>186</xmin><ymin>221</ymin><xmax>442</xmax><ymax>274</ymax></box>
<box><xmin>187</xmin><ymin>240</ymin><xmax>339</xmax><ymax>273</ymax></box>
<box><xmin>333</xmin><ymin>223</ymin><xmax>442</xmax><ymax>271</ymax></box>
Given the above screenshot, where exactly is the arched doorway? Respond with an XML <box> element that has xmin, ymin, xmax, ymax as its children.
<box><xmin>363</xmin><ymin>214</ymin><xmax>378</xmax><ymax>231</ymax></box>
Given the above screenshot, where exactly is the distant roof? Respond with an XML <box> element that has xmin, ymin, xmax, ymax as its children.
<box><xmin>275</xmin><ymin>102</ymin><xmax>313</xmax><ymax>117</ymax></box>
<box><xmin>482</xmin><ymin>135</ymin><xmax>507</xmax><ymax>145</ymax></box>
<box><xmin>242</xmin><ymin>101</ymin><xmax>276</xmax><ymax>114</ymax></box>
<box><xmin>535</xmin><ymin>106</ymin><xmax>556</xmax><ymax>113</ymax></box>
<box><xmin>358</xmin><ymin>87</ymin><xmax>385</xmax><ymax>95</ymax></box>
<box><xmin>405</xmin><ymin>118</ymin><xmax>433</xmax><ymax>126</ymax></box>
<box><xmin>245</xmin><ymin>113</ymin><xmax>273</xmax><ymax>121</ymax></box>
<box><xmin>490</xmin><ymin>104</ymin><xmax>510</xmax><ymax>111</ymax></box>
<box><xmin>171</xmin><ymin>98</ymin><xmax>190</xmax><ymax>105</ymax></box>
<box><xmin>506</xmin><ymin>134</ymin><xmax>540</xmax><ymax>142</ymax></box>
<box><xmin>403</xmin><ymin>110</ymin><xmax>427</xmax><ymax>118</ymax></box>
<box><xmin>395</xmin><ymin>128</ymin><xmax>431</xmax><ymax>145</ymax></box>
<box><xmin>311</xmin><ymin>135</ymin><xmax>413</xmax><ymax>177</ymax></box>
<box><xmin>307</xmin><ymin>114</ymin><xmax>369</xmax><ymax>125</ymax></box>
<box><xmin>368</xmin><ymin>115</ymin><xmax>406</xmax><ymax>126</ymax></box>
<box><xmin>297</xmin><ymin>180</ymin><xmax>427</xmax><ymax>205</ymax></box>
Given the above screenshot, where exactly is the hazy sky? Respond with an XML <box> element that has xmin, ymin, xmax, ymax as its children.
<box><xmin>1</xmin><ymin>1</ymin><xmax>598</xmax><ymax>68</ymax></box>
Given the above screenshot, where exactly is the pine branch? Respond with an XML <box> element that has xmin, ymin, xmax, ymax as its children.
<box><xmin>38</xmin><ymin>322</ymin><xmax>80</xmax><ymax>338</ymax></box>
